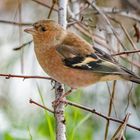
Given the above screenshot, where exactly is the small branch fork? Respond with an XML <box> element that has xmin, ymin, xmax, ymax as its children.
<box><xmin>29</xmin><ymin>98</ymin><xmax>140</xmax><ymax>132</ymax></box>
<box><xmin>111</xmin><ymin>113</ymin><xmax>131</xmax><ymax>140</ymax></box>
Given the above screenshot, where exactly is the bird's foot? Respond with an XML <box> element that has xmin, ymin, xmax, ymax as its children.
<box><xmin>52</xmin><ymin>88</ymin><xmax>73</xmax><ymax>107</ymax></box>
<box><xmin>50</xmin><ymin>79</ymin><xmax>57</xmax><ymax>90</ymax></box>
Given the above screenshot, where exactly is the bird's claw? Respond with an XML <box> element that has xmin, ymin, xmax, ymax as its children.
<box><xmin>50</xmin><ymin>80</ymin><xmax>56</xmax><ymax>90</ymax></box>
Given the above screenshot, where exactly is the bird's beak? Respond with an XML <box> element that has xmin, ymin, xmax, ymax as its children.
<box><xmin>24</xmin><ymin>27</ymin><xmax>36</xmax><ymax>35</ymax></box>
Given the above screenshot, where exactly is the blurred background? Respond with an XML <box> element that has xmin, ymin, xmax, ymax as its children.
<box><xmin>0</xmin><ymin>0</ymin><xmax>140</xmax><ymax>139</ymax></box>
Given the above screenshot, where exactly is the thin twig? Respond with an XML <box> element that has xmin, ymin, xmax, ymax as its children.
<box><xmin>125</xmin><ymin>83</ymin><xmax>133</xmax><ymax>113</ymax></box>
<box><xmin>31</xmin><ymin>0</ymin><xmax>58</xmax><ymax>11</ymax></box>
<box><xmin>133</xmin><ymin>24</ymin><xmax>140</xmax><ymax>42</ymax></box>
<box><xmin>18</xmin><ymin>0</ymin><xmax>24</xmax><ymax>73</ymax></box>
<box><xmin>112</xmin><ymin>49</ymin><xmax>140</xmax><ymax>56</ymax></box>
<box><xmin>109</xmin><ymin>17</ymin><xmax>140</xmax><ymax>55</ymax></box>
<box><xmin>13</xmin><ymin>40</ymin><xmax>33</xmax><ymax>50</ymax></box>
<box><xmin>86</xmin><ymin>0</ymin><xmax>127</xmax><ymax>51</ymax></box>
<box><xmin>61</xmin><ymin>100</ymin><xmax>140</xmax><ymax>132</ymax></box>
<box><xmin>47</xmin><ymin>1</ymin><xmax>57</xmax><ymax>19</ymax></box>
<box><xmin>104</xmin><ymin>81</ymin><xmax>116</xmax><ymax>140</ymax></box>
<box><xmin>111</xmin><ymin>113</ymin><xmax>131</xmax><ymax>140</ymax></box>
<box><xmin>29</xmin><ymin>99</ymin><xmax>54</xmax><ymax>113</ymax></box>
<box><xmin>96</xmin><ymin>7</ymin><xmax>140</xmax><ymax>22</ymax></box>
<box><xmin>106</xmin><ymin>82</ymin><xmax>118</xmax><ymax>117</ymax></box>
<box><xmin>0</xmin><ymin>74</ymin><xmax>52</xmax><ymax>80</ymax></box>
<box><xmin>0</xmin><ymin>20</ymin><xmax>32</xmax><ymax>26</ymax></box>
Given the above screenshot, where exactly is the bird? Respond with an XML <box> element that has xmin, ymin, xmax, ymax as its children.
<box><xmin>24</xmin><ymin>19</ymin><xmax>140</xmax><ymax>89</ymax></box>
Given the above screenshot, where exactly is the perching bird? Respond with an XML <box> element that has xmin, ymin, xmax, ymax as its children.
<box><xmin>24</xmin><ymin>19</ymin><xmax>140</xmax><ymax>88</ymax></box>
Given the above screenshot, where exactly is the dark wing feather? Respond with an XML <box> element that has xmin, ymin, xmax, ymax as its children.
<box><xmin>93</xmin><ymin>46</ymin><xmax>116</xmax><ymax>63</ymax></box>
<box><xmin>63</xmin><ymin>55</ymin><xmax>101</xmax><ymax>71</ymax></box>
<box><xmin>63</xmin><ymin>54</ymin><xmax>124</xmax><ymax>74</ymax></box>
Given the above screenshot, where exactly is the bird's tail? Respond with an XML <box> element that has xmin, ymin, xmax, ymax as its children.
<box><xmin>121</xmin><ymin>67</ymin><xmax>140</xmax><ymax>84</ymax></box>
<box><xmin>124</xmin><ymin>75</ymin><xmax>140</xmax><ymax>84</ymax></box>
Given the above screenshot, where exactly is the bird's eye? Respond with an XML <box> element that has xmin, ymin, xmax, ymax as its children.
<box><xmin>40</xmin><ymin>26</ymin><xmax>47</xmax><ymax>32</ymax></box>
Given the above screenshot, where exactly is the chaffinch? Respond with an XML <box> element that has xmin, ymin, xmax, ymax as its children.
<box><xmin>24</xmin><ymin>19</ymin><xmax>140</xmax><ymax>88</ymax></box>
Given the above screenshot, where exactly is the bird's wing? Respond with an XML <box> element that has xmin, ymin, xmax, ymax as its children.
<box><xmin>56</xmin><ymin>45</ymin><xmax>124</xmax><ymax>74</ymax></box>
<box><xmin>56</xmin><ymin>44</ymin><xmax>80</xmax><ymax>58</ymax></box>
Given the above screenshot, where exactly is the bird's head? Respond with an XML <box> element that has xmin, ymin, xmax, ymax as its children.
<box><xmin>24</xmin><ymin>19</ymin><xmax>66</xmax><ymax>47</ymax></box>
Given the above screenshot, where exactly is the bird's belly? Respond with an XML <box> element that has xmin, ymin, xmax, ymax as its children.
<box><xmin>46</xmin><ymin>66</ymin><xmax>100</xmax><ymax>88</ymax></box>
<box><xmin>43</xmin><ymin>57</ymin><xmax>102</xmax><ymax>88</ymax></box>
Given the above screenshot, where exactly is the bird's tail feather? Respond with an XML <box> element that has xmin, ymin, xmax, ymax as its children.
<box><xmin>121</xmin><ymin>67</ymin><xmax>140</xmax><ymax>84</ymax></box>
<box><xmin>126</xmin><ymin>75</ymin><xmax>140</xmax><ymax>84</ymax></box>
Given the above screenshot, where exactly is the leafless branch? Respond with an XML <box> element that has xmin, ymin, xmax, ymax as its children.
<box><xmin>47</xmin><ymin>1</ymin><xmax>57</xmax><ymax>19</ymax></box>
<box><xmin>95</xmin><ymin>7</ymin><xmax>140</xmax><ymax>22</ymax></box>
<box><xmin>61</xmin><ymin>100</ymin><xmax>140</xmax><ymax>132</ymax></box>
<box><xmin>112</xmin><ymin>49</ymin><xmax>140</xmax><ymax>56</ymax></box>
<box><xmin>104</xmin><ymin>81</ymin><xmax>117</xmax><ymax>140</ymax></box>
<box><xmin>109</xmin><ymin>17</ymin><xmax>140</xmax><ymax>55</ymax></box>
<box><xmin>29</xmin><ymin>99</ymin><xmax>54</xmax><ymax>113</ymax></box>
<box><xmin>0</xmin><ymin>20</ymin><xmax>32</xmax><ymax>26</ymax></box>
<box><xmin>13</xmin><ymin>40</ymin><xmax>33</xmax><ymax>50</ymax></box>
<box><xmin>86</xmin><ymin>0</ymin><xmax>127</xmax><ymax>51</ymax></box>
<box><xmin>133</xmin><ymin>24</ymin><xmax>140</xmax><ymax>42</ymax></box>
<box><xmin>31</xmin><ymin>0</ymin><xmax>58</xmax><ymax>11</ymax></box>
<box><xmin>0</xmin><ymin>73</ymin><xmax>52</xmax><ymax>80</ymax></box>
<box><xmin>54</xmin><ymin>0</ymin><xmax>68</xmax><ymax>140</ymax></box>
<box><xmin>111</xmin><ymin>113</ymin><xmax>131</xmax><ymax>140</ymax></box>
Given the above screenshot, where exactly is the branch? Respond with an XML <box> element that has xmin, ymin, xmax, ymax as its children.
<box><xmin>54</xmin><ymin>0</ymin><xmax>68</xmax><ymax>140</ymax></box>
<box><xmin>0</xmin><ymin>20</ymin><xmax>32</xmax><ymax>26</ymax></box>
<box><xmin>104</xmin><ymin>81</ymin><xmax>116</xmax><ymax>140</ymax></box>
<box><xmin>0</xmin><ymin>73</ymin><xmax>52</xmax><ymax>80</ymax></box>
<box><xmin>95</xmin><ymin>7</ymin><xmax>140</xmax><ymax>22</ymax></box>
<box><xmin>31</xmin><ymin>0</ymin><xmax>58</xmax><ymax>12</ymax></box>
<box><xmin>47</xmin><ymin>1</ymin><xmax>57</xmax><ymax>19</ymax></box>
<box><xmin>112</xmin><ymin>49</ymin><xmax>140</xmax><ymax>56</ymax></box>
<box><xmin>111</xmin><ymin>113</ymin><xmax>131</xmax><ymax>140</ymax></box>
<box><xmin>86</xmin><ymin>0</ymin><xmax>127</xmax><ymax>51</ymax></box>
<box><xmin>133</xmin><ymin>24</ymin><xmax>140</xmax><ymax>42</ymax></box>
<box><xmin>61</xmin><ymin>100</ymin><xmax>140</xmax><ymax>132</ymax></box>
<box><xmin>13</xmin><ymin>40</ymin><xmax>32</xmax><ymax>50</ymax></box>
<box><xmin>29</xmin><ymin>99</ymin><xmax>54</xmax><ymax>113</ymax></box>
<box><xmin>109</xmin><ymin>17</ymin><xmax>140</xmax><ymax>55</ymax></box>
